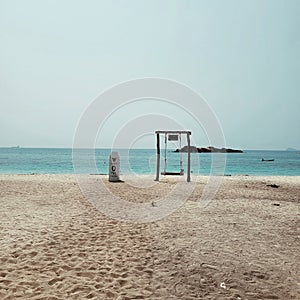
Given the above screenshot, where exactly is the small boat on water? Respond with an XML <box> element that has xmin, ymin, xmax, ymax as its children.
<box><xmin>262</xmin><ymin>158</ymin><xmax>274</xmax><ymax>162</ymax></box>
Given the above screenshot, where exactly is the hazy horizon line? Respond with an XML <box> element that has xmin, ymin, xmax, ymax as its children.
<box><xmin>0</xmin><ymin>146</ymin><xmax>298</xmax><ymax>151</ymax></box>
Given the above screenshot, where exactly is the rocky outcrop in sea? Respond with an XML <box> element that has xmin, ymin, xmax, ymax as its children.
<box><xmin>174</xmin><ymin>146</ymin><xmax>243</xmax><ymax>153</ymax></box>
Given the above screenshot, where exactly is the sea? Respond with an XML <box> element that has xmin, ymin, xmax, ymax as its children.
<box><xmin>0</xmin><ymin>148</ymin><xmax>299</xmax><ymax>176</ymax></box>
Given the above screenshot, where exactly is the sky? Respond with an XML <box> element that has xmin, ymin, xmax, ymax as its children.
<box><xmin>1</xmin><ymin>0</ymin><xmax>299</xmax><ymax>150</ymax></box>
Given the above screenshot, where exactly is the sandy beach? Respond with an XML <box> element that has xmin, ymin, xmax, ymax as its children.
<box><xmin>0</xmin><ymin>174</ymin><xmax>299</xmax><ymax>299</ymax></box>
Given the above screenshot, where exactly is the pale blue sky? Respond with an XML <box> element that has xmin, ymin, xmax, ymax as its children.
<box><xmin>1</xmin><ymin>0</ymin><xmax>299</xmax><ymax>149</ymax></box>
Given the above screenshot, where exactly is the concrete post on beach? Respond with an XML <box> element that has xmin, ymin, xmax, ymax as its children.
<box><xmin>155</xmin><ymin>133</ymin><xmax>160</xmax><ymax>181</ymax></box>
<box><xmin>187</xmin><ymin>132</ymin><xmax>191</xmax><ymax>182</ymax></box>
<box><xmin>109</xmin><ymin>152</ymin><xmax>121</xmax><ymax>182</ymax></box>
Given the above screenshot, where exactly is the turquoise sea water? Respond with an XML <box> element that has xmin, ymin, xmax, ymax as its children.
<box><xmin>0</xmin><ymin>148</ymin><xmax>299</xmax><ymax>176</ymax></box>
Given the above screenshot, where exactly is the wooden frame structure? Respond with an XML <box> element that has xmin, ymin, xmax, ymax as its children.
<box><xmin>155</xmin><ymin>130</ymin><xmax>191</xmax><ymax>182</ymax></box>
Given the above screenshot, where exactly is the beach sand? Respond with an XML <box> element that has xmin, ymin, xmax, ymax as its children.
<box><xmin>0</xmin><ymin>174</ymin><xmax>299</xmax><ymax>299</ymax></box>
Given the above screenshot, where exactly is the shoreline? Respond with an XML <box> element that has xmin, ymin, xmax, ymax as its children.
<box><xmin>1</xmin><ymin>173</ymin><xmax>300</xmax><ymax>176</ymax></box>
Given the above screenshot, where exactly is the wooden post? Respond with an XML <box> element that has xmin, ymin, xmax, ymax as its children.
<box><xmin>187</xmin><ymin>132</ymin><xmax>191</xmax><ymax>182</ymax></box>
<box><xmin>155</xmin><ymin>133</ymin><xmax>160</xmax><ymax>181</ymax></box>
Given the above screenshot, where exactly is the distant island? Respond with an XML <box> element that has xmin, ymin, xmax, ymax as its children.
<box><xmin>174</xmin><ymin>146</ymin><xmax>243</xmax><ymax>153</ymax></box>
<box><xmin>286</xmin><ymin>147</ymin><xmax>298</xmax><ymax>151</ymax></box>
<box><xmin>0</xmin><ymin>146</ymin><xmax>20</xmax><ymax>149</ymax></box>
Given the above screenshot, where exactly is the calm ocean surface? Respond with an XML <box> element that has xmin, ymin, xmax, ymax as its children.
<box><xmin>0</xmin><ymin>148</ymin><xmax>299</xmax><ymax>176</ymax></box>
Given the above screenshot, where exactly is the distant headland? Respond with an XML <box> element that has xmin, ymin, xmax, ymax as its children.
<box><xmin>174</xmin><ymin>146</ymin><xmax>243</xmax><ymax>153</ymax></box>
<box><xmin>0</xmin><ymin>146</ymin><xmax>20</xmax><ymax>149</ymax></box>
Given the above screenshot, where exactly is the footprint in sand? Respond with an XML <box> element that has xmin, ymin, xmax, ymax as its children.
<box><xmin>48</xmin><ymin>277</ymin><xmax>63</xmax><ymax>286</ymax></box>
<box><xmin>0</xmin><ymin>279</ymin><xmax>13</xmax><ymax>286</ymax></box>
<box><xmin>75</xmin><ymin>271</ymin><xmax>95</xmax><ymax>280</ymax></box>
<box><xmin>117</xmin><ymin>279</ymin><xmax>128</xmax><ymax>287</ymax></box>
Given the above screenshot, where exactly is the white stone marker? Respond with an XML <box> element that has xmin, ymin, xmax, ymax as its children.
<box><xmin>109</xmin><ymin>152</ymin><xmax>121</xmax><ymax>182</ymax></box>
